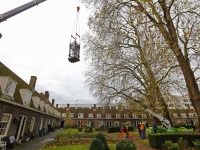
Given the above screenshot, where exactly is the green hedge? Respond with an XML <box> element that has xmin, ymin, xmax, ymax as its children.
<box><xmin>148</xmin><ymin>133</ymin><xmax>200</xmax><ymax>149</ymax></box>
<box><xmin>108</xmin><ymin>127</ymin><xmax>133</xmax><ymax>133</ymax></box>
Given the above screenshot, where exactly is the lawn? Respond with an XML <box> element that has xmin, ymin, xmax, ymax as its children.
<box><xmin>42</xmin><ymin>144</ymin><xmax>116</xmax><ymax>150</ymax></box>
<box><xmin>42</xmin><ymin>128</ymin><xmax>150</xmax><ymax>150</ymax></box>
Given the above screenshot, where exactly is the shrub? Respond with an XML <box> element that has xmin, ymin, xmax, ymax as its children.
<box><xmin>95</xmin><ymin>133</ymin><xmax>110</xmax><ymax>150</ymax></box>
<box><xmin>116</xmin><ymin>140</ymin><xmax>137</xmax><ymax>150</ymax></box>
<box><xmin>161</xmin><ymin>137</ymin><xmax>189</xmax><ymax>150</ymax></box>
<box><xmin>85</xmin><ymin>126</ymin><xmax>93</xmax><ymax>133</ymax></box>
<box><xmin>161</xmin><ymin>140</ymin><xmax>173</xmax><ymax>150</ymax></box>
<box><xmin>78</xmin><ymin>127</ymin><xmax>83</xmax><ymax>132</ymax></box>
<box><xmin>89</xmin><ymin>138</ymin><xmax>105</xmax><ymax>150</ymax></box>
<box><xmin>193</xmin><ymin>139</ymin><xmax>200</xmax><ymax>150</ymax></box>
<box><xmin>177</xmin><ymin>137</ymin><xmax>188</xmax><ymax>149</ymax></box>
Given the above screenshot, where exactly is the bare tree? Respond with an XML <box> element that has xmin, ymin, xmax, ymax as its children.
<box><xmin>82</xmin><ymin>0</ymin><xmax>200</xmax><ymax>128</ymax></box>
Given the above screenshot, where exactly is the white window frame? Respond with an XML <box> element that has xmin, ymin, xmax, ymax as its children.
<box><xmin>132</xmin><ymin>114</ymin><xmax>138</xmax><ymax>118</ymax></box>
<box><xmin>99</xmin><ymin>121</ymin><xmax>103</xmax><ymax>126</ymax></box>
<box><xmin>19</xmin><ymin>89</ymin><xmax>33</xmax><ymax>106</ymax></box>
<box><xmin>88</xmin><ymin>113</ymin><xmax>93</xmax><ymax>118</ymax></box>
<box><xmin>173</xmin><ymin>113</ymin><xmax>178</xmax><ymax>117</ymax></box>
<box><xmin>141</xmin><ymin>114</ymin><xmax>147</xmax><ymax>118</ymax></box>
<box><xmin>69</xmin><ymin>113</ymin><xmax>74</xmax><ymax>118</ymax></box>
<box><xmin>181</xmin><ymin>113</ymin><xmax>186</xmax><ymax>118</ymax></box>
<box><xmin>124</xmin><ymin>114</ymin><xmax>129</xmax><ymax>118</ymax></box>
<box><xmin>0</xmin><ymin>113</ymin><xmax>12</xmax><ymax>137</ymax></box>
<box><xmin>106</xmin><ymin>114</ymin><xmax>111</xmax><ymax>118</ymax></box>
<box><xmin>87</xmin><ymin>121</ymin><xmax>91</xmax><ymax>126</ymax></box>
<box><xmin>188</xmin><ymin>113</ymin><xmax>194</xmax><ymax>117</ymax></box>
<box><xmin>32</xmin><ymin>96</ymin><xmax>40</xmax><ymax>109</ymax></box>
<box><xmin>116</xmin><ymin>114</ymin><xmax>121</xmax><ymax>118</ymax></box>
<box><xmin>30</xmin><ymin>117</ymin><xmax>35</xmax><ymax>131</ymax></box>
<box><xmin>78</xmin><ymin>113</ymin><xmax>84</xmax><ymax>118</ymax></box>
<box><xmin>97</xmin><ymin>114</ymin><xmax>101</xmax><ymax>118</ymax></box>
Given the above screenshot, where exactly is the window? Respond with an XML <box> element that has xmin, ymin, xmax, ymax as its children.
<box><xmin>69</xmin><ymin>113</ymin><xmax>74</xmax><ymax>118</ymax></box>
<box><xmin>40</xmin><ymin>101</ymin><xmax>45</xmax><ymax>111</ymax></box>
<box><xmin>62</xmin><ymin>113</ymin><xmax>66</xmax><ymax>117</ymax></box>
<box><xmin>5</xmin><ymin>81</ymin><xmax>11</xmax><ymax>94</ymax></box>
<box><xmin>30</xmin><ymin>117</ymin><xmax>35</xmax><ymax>131</ymax></box>
<box><xmin>0</xmin><ymin>77</ymin><xmax>17</xmax><ymax>98</ymax></box>
<box><xmin>19</xmin><ymin>89</ymin><xmax>33</xmax><ymax>106</ymax></box>
<box><xmin>87</xmin><ymin>121</ymin><xmax>91</xmax><ymax>126</ymax></box>
<box><xmin>132</xmin><ymin>114</ymin><xmax>138</xmax><ymax>118</ymax></box>
<box><xmin>88</xmin><ymin>113</ymin><xmax>93</xmax><ymax>118</ymax></box>
<box><xmin>173</xmin><ymin>113</ymin><xmax>178</xmax><ymax>117</ymax></box>
<box><xmin>97</xmin><ymin>114</ymin><xmax>101</xmax><ymax>118</ymax></box>
<box><xmin>32</xmin><ymin>96</ymin><xmax>40</xmax><ymax>108</ymax></box>
<box><xmin>44</xmin><ymin>104</ymin><xmax>50</xmax><ymax>114</ymax></box>
<box><xmin>106</xmin><ymin>114</ymin><xmax>111</xmax><ymax>118</ymax></box>
<box><xmin>116</xmin><ymin>114</ymin><xmax>121</xmax><ymax>118</ymax></box>
<box><xmin>0</xmin><ymin>113</ymin><xmax>12</xmax><ymax>137</ymax></box>
<box><xmin>141</xmin><ymin>114</ymin><xmax>147</xmax><ymax>118</ymax></box>
<box><xmin>124</xmin><ymin>114</ymin><xmax>129</xmax><ymax>118</ymax></box>
<box><xmin>39</xmin><ymin>118</ymin><xmax>43</xmax><ymax>130</ymax></box>
<box><xmin>99</xmin><ymin>121</ymin><xmax>103</xmax><ymax>126</ymax></box>
<box><xmin>78</xmin><ymin>113</ymin><xmax>84</xmax><ymax>118</ymax></box>
<box><xmin>181</xmin><ymin>113</ymin><xmax>186</xmax><ymax>118</ymax></box>
<box><xmin>188</xmin><ymin>113</ymin><xmax>194</xmax><ymax>117</ymax></box>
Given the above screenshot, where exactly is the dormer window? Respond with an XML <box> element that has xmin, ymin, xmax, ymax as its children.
<box><xmin>32</xmin><ymin>96</ymin><xmax>40</xmax><ymax>109</ymax></box>
<box><xmin>40</xmin><ymin>100</ymin><xmax>45</xmax><ymax>111</ymax></box>
<box><xmin>44</xmin><ymin>104</ymin><xmax>50</xmax><ymax>113</ymax></box>
<box><xmin>0</xmin><ymin>76</ymin><xmax>17</xmax><ymax>98</ymax></box>
<box><xmin>19</xmin><ymin>89</ymin><xmax>33</xmax><ymax>106</ymax></box>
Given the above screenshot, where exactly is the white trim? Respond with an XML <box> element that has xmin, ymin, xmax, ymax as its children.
<box><xmin>0</xmin><ymin>113</ymin><xmax>12</xmax><ymax>138</ymax></box>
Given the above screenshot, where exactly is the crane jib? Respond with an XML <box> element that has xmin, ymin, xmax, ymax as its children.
<box><xmin>0</xmin><ymin>0</ymin><xmax>47</xmax><ymax>23</ymax></box>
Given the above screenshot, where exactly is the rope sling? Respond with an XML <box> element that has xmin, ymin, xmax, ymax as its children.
<box><xmin>68</xmin><ymin>6</ymin><xmax>80</xmax><ymax>63</ymax></box>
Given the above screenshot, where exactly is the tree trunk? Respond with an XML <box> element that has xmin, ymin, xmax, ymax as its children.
<box><xmin>175</xmin><ymin>46</ymin><xmax>200</xmax><ymax>131</ymax></box>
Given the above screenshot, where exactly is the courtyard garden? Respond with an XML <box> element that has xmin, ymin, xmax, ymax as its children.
<box><xmin>39</xmin><ymin>126</ymin><xmax>200</xmax><ymax>150</ymax></box>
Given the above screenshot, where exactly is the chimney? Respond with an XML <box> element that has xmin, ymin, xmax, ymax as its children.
<box><xmin>29</xmin><ymin>76</ymin><xmax>37</xmax><ymax>90</ymax></box>
<box><xmin>45</xmin><ymin>91</ymin><xmax>50</xmax><ymax>100</ymax></box>
<box><xmin>56</xmin><ymin>104</ymin><xmax>58</xmax><ymax>108</ymax></box>
<box><xmin>67</xmin><ymin>103</ymin><xmax>70</xmax><ymax>108</ymax></box>
<box><xmin>52</xmin><ymin>99</ymin><xmax>55</xmax><ymax>106</ymax></box>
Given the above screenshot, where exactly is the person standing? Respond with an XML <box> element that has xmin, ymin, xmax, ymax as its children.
<box><xmin>137</xmin><ymin>123</ymin><xmax>141</xmax><ymax>138</ymax></box>
<box><xmin>140</xmin><ymin>122</ymin><xmax>146</xmax><ymax>139</ymax></box>
<box><xmin>152</xmin><ymin>121</ymin><xmax>157</xmax><ymax>133</ymax></box>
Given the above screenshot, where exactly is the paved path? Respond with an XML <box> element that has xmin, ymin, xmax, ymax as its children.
<box><xmin>12</xmin><ymin>129</ymin><xmax>63</xmax><ymax>150</ymax></box>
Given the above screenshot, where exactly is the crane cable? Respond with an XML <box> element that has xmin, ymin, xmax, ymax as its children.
<box><xmin>70</xmin><ymin>6</ymin><xmax>80</xmax><ymax>44</ymax></box>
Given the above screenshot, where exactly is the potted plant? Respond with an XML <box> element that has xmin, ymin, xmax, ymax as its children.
<box><xmin>25</xmin><ymin>125</ymin><xmax>31</xmax><ymax>134</ymax></box>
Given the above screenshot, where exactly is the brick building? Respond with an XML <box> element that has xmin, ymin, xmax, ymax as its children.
<box><xmin>58</xmin><ymin>96</ymin><xmax>198</xmax><ymax>129</ymax></box>
<box><xmin>58</xmin><ymin>103</ymin><xmax>153</xmax><ymax>128</ymax></box>
<box><xmin>0</xmin><ymin>62</ymin><xmax>61</xmax><ymax>142</ymax></box>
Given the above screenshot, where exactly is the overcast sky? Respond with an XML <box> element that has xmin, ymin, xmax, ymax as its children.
<box><xmin>0</xmin><ymin>0</ymin><xmax>98</xmax><ymax>105</ymax></box>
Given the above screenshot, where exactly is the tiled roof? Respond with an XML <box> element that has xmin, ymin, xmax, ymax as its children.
<box><xmin>0</xmin><ymin>61</ymin><xmax>52</xmax><ymax>110</ymax></box>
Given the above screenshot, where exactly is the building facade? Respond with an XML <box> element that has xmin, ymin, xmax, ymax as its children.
<box><xmin>0</xmin><ymin>62</ymin><xmax>61</xmax><ymax>142</ymax></box>
<box><xmin>59</xmin><ymin>95</ymin><xmax>198</xmax><ymax>129</ymax></box>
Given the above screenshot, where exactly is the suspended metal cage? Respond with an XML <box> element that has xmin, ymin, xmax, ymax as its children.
<box><xmin>68</xmin><ymin>39</ymin><xmax>80</xmax><ymax>63</ymax></box>
<box><xmin>68</xmin><ymin>6</ymin><xmax>80</xmax><ymax>63</ymax></box>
